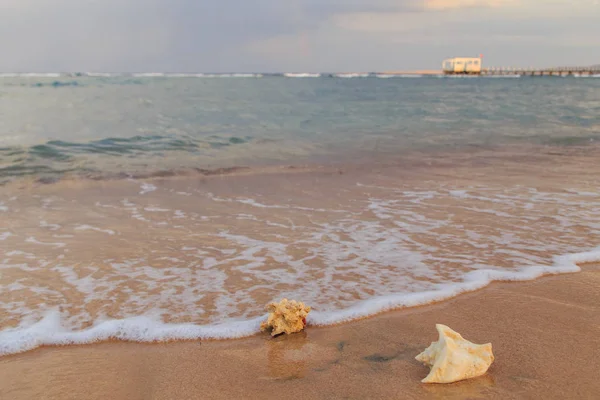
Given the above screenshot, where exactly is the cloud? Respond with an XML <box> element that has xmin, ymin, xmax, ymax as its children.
<box><xmin>0</xmin><ymin>1</ymin><xmax>174</xmax><ymax>71</ymax></box>
<box><xmin>424</xmin><ymin>0</ymin><xmax>517</xmax><ymax>10</ymax></box>
<box><xmin>247</xmin><ymin>1</ymin><xmax>600</xmax><ymax>71</ymax></box>
<box><xmin>0</xmin><ymin>0</ymin><xmax>598</xmax><ymax>72</ymax></box>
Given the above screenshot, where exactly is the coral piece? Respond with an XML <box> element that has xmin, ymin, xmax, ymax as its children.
<box><xmin>260</xmin><ymin>298</ymin><xmax>311</xmax><ymax>336</ymax></box>
<box><xmin>415</xmin><ymin>324</ymin><xmax>494</xmax><ymax>384</ymax></box>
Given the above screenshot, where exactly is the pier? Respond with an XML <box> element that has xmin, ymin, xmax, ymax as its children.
<box><xmin>480</xmin><ymin>66</ymin><xmax>600</xmax><ymax>77</ymax></box>
<box><xmin>442</xmin><ymin>57</ymin><xmax>600</xmax><ymax>76</ymax></box>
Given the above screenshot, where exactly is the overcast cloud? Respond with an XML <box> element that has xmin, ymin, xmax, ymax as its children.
<box><xmin>1</xmin><ymin>0</ymin><xmax>598</xmax><ymax>72</ymax></box>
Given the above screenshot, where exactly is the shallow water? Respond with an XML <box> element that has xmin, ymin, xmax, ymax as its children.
<box><xmin>1</xmin><ymin>77</ymin><xmax>599</xmax><ymax>355</ymax></box>
<box><xmin>1</xmin><ymin>75</ymin><xmax>599</xmax><ymax>183</ymax></box>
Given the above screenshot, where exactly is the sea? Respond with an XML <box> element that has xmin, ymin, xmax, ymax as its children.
<box><xmin>1</xmin><ymin>73</ymin><xmax>600</xmax><ymax>355</ymax></box>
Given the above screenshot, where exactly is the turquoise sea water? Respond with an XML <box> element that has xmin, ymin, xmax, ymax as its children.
<box><xmin>1</xmin><ymin>75</ymin><xmax>599</xmax><ymax>182</ymax></box>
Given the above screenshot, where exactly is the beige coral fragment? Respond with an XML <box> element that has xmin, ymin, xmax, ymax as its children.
<box><xmin>416</xmin><ymin>324</ymin><xmax>494</xmax><ymax>383</ymax></box>
<box><xmin>260</xmin><ymin>298</ymin><xmax>311</xmax><ymax>336</ymax></box>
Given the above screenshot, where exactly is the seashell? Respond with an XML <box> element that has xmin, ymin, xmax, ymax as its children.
<box><xmin>260</xmin><ymin>298</ymin><xmax>311</xmax><ymax>336</ymax></box>
<box><xmin>416</xmin><ymin>324</ymin><xmax>494</xmax><ymax>383</ymax></box>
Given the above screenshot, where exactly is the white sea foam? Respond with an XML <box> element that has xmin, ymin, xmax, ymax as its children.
<box><xmin>174</xmin><ymin>210</ymin><xmax>186</xmax><ymax>219</ymax></box>
<box><xmin>6</xmin><ymin>250</ymin><xmax>35</xmax><ymax>258</ymax></box>
<box><xmin>15</xmin><ymin>73</ymin><xmax>62</xmax><ymax>78</ymax></box>
<box><xmin>0</xmin><ymin>311</ymin><xmax>265</xmax><ymax>356</ymax></box>
<box><xmin>40</xmin><ymin>220</ymin><xmax>61</xmax><ymax>231</ymax></box>
<box><xmin>0</xmin><ymin>232</ymin><xmax>13</xmax><ymax>241</ymax></box>
<box><xmin>335</xmin><ymin>73</ymin><xmax>369</xmax><ymax>78</ymax></box>
<box><xmin>0</xmin><ymin>247</ymin><xmax>597</xmax><ymax>357</ymax></box>
<box><xmin>139</xmin><ymin>183</ymin><xmax>157</xmax><ymax>195</ymax></box>
<box><xmin>310</xmin><ymin>247</ymin><xmax>598</xmax><ymax>325</ymax></box>
<box><xmin>41</xmin><ymin>197</ymin><xmax>59</xmax><ymax>209</ymax></box>
<box><xmin>482</xmin><ymin>75</ymin><xmax>522</xmax><ymax>79</ymax></box>
<box><xmin>191</xmin><ymin>74</ymin><xmax>219</xmax><ymax>78</ymax></box>
<box><xmin>283</xmin><ymin>73</ymin><xmax>321</xmax><ymax>78</ymax></box>
<box><xmin>2</xmin><ymin>182</ymin><xmax>600</xmax><ymax>357</ymax></box>
<box><xmin>165</xmin><ymin>73</ymin><xmax>204</xmax><ymax>78</ymax></box>
<box><xmin>372</xmin><ymin>74</ymin><xmax>424</xmax><ymax>78</ymax></box>
<box><xmin>443</xmin><ymin>75</ymin><xmax>479</xmax><ymax>79</ymax></box>
<box><xmin>195</xmin><ymin>73</ymin><xmax>263</xmax><ymax>78</ymax></box>
<box><xmin>132</xmin><ymin>73</ymin><xmax>165</xmax><ymax>77</ymax></box>
<box><xmin>208</xmin><ymin>193</ymin><xmax>346</xmax><ymax>213</ymax></box>
<box><xmin>85</xmin><ymin>72</ymin><xmax>118</xmax><ymax>77</ymax></box>
<box><xmin>449</xmin><ymin>190</ymin><xmax>468</xmax><ymax>198</ymax></box>
<box><xmin>53</xmin><ymin>234</ymin><xmax>74</xmax><ymax>239</ymax></box>
<box><xmin>74</xmin><ymin>225</ymin><xmax>116</xmax><ymax>235</ymax></box>
<box><xmin>230</xmin><ymin>73</ymin><xmax>262</xmax><ymax>78</ymax></box>
<box><xmin>121</xmin><ymin>199</ymin><xmax>150</xmax><ymax>222</ymax></box>
<box><xmin>393</xmin><ymin>74</ymin><xmax>424</xmax><ymax>78</ymax></box>
<box><xmin>144</xmin><ymin>206</ymin><xmax>170</xmax><ymax>212</ymax></box>
<box><xmin>25</xmin><ymin>237</ymin><xmax>66</xmax><ymax>248</ymax></box>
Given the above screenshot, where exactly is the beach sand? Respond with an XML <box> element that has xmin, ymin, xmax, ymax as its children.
<box><xmin>2</xmin><ymin>144</ymin><xmax>600</xmax><ymax>399</ymax></box>
<box><xmin>1</xmin><ymin>264</ymin><xmax>598</xmax><ymax>400</ymax></box>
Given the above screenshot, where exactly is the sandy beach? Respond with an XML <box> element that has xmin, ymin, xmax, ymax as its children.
<box><xmin>2</xmin><ymin>144</ymin><xmax>599</xmax><ymax>399</ymax></box>
<box><xmin>1</xmin><ymin>263</ymin><xmax>598</xmax><ymax>399</ymax></box>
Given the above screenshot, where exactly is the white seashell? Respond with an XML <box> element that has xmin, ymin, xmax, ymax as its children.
<box><xmin>416</xmin><ymin>324</ymin><xmax>494</xmax><ymax>383</ymax></box>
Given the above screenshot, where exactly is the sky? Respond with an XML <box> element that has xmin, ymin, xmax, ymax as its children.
<box><xmin>1</xmin><ymin>0</ymin><xmax>599</xmax><ymax>72</ymax></box>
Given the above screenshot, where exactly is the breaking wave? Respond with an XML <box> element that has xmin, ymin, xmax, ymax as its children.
<box><xmin>1</xmin><ymin>248</ymin><xmax>598</xmax><ymax>356</ymax></box>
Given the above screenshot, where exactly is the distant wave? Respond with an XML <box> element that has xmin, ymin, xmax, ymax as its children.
<box><xmin>440</xmin><ymin>75</ymin><xmax>479</xmax><ymax>79</ymax></box>
<box><xmin>165</xmin><ymin>73</ymin><xmax>209</xmax><ymax>78</ymax></box>
<box><xmin>86</xmin><ymin>72</ymin><xmax>119</xmax><ymax>77</ymax></box>
<box><xmin>0</xmin><ymin>73</ymin><xmax>62</xmax><ymax>78</ymax></box>
<box><xmin>0</xmin><ymin>135</ymin><xmax>254</xmax><ymax>183</ymax></box>
<box><xmin>1</xmin><ymin>72</ymin><xmax>598</xmax><ymax>80</ymax></box>
<box><xmin>574</xmin><ymin>74</ymin><xmax>600</xmax><ymax>78</ymax></box>
<box><xmin>0</xmin><ymin>72</ymin><xmax>266</xmax><ymax>79</ymax></box>
<box><xmin>481</xmin><ymin>75</ymin><xmax>522</xmax><ymax>79</ymax></box>
<box><xmin>283</xmin><ymin>73</ymin><xmax>321</xmax><ymax>78</ymax></box>
<box><xmin>132</xmin><ymin>73</ymin><xmax>165</xmax><ymax>77</ymax></box>
<box><xmin>163</xmin><ymin>73</ymin><xmax>263</xmax><ymax>78</ymax></box>
<box><xmin>21</xmin><ymin>73</ymin><xmax>62</xmax><ymax>78</ymax></box>
<box><xmin>334</xmin><ymin>73</ymin><xmax>370</xmax><ymax>78</ymax></box>
<box><xmin>160</xmin><ymin>73</ymin><xmax>200</xmax><ymax>78</ymax></box>
<box><xmin>373</xmin><ymin>74</ymin><xmax>426</xmax><ymax>78</ymax></box>
<box><xmin>212</xmin><ymin>73</ymin><xmax>263</xmax><ymax>78</ymax></box>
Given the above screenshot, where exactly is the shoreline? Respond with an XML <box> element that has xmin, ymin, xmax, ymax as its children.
<box><xmin>1</xmin><ymin>248</ymin><xmax>598</xmax><ymax>358</ymax></box>
<box><xmin>1</xmin><ymin>264</ymin><xmax>598</xmax><ymax>399</ymax></box>
<box><xmin>2</xmin><ymin>141</ymin><xmax>600</xmax><ymax>360</ymax></box>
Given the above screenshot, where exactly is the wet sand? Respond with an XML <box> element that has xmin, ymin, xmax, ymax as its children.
<box><xmin>1</xmin><ymin>264</ymin><xmax>598</xmax><ymax>400</ymax></box>
<box><xmin>2</xmin><ymin>144</ymin><xmax>600</xmax><ymax>332</ymax></box>
<box><xmin>1</xmin><ymin>144</ymin><xmax>599</xmax><ymax>398</ymax></box>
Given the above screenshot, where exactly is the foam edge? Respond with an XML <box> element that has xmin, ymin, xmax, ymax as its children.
<box><xmin>1</xmin><ymin>247</ymin><xmax>598</xmax><ymax>357</ymax></box>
